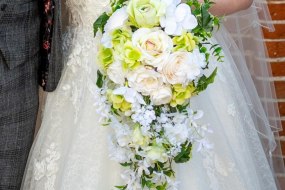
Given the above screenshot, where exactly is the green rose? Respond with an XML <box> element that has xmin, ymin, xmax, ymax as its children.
<box><xmin>122</xmin><ymin>41</ymin><xmax>141</xmax><ymax>70</ymax></box>
<box><xmin>98</xmin><ymin>46</ymin><xmax>114</xmax><ymax>70</ymax></box>
<box><xmin>127</xmin><ymin>0</ymin><xmax>166</xmax><ymax>28</ymax></box>
<box><xmin>170</xmin><ymin>84</ymin><xmax>196</xmax><ymax>107</ymax></box>
<box><xmin>111</xmin><ymin>28</ymin><xmax>132</xmax><ymax>52</ymax></box>
<box><xmin>173</xmin><ymin>33</ymin><xmax>197</xmax><ymax>52</ymax></box>
<box><xmin>108</xmin><ymin>91</ymin><xmax>132</xmax><ymax>112</ymax></box>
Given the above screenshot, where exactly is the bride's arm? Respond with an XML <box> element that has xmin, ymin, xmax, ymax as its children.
<box><xmin>199</xmin><ymin>0</ymin><xmax>253</xmax><ymax>16</ymax></box>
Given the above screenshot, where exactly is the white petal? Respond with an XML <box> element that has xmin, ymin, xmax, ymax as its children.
<box><xmin>165</xmin><ymin>4</ymin><xmax>176</xmax><ymax>17</ymax></box>
<box><xmin>160</xmin><ymin>16</ymin><xmax>166</xmax><ymax>27</ymax></box>
<box><xmin>132</xmin><ymin>28</ymin><xmax>151</xmax><ymax>46</ymax></box>
<box><xmin>175</xmin><ymin>4</ymin><xmax>190</xmax><ymax>22</ymax></box>
<box><xmin>173</xmin><ymin>25</ymin><xmax>183</xmax><ymax>36</ymax></box>
<box><xmin>136</xmin><ymin>94</ymin><xmax>146</xmax><ymax>105</ymax></box>
<box><xmin>104</xmin><ymin>6</ymin><xmax>128</xmax><ymax>32</ymax></box>
<box><xmin>113</xmin><ymin>87</ymin><xmax>127</xmax><ymax>95</ymax></box>
<box><xmin>162</xmin><ymin>0</ymin><xmax>181</xmax><ymax>7</ymax></box>
<box><xmin>124</xmin><ymin>89</ymin><xmax>137</xmax><ymax>103</ymax></box>
<box><xmin>164</xmin><ymin>18</ymin><xmax>177</xmax><ymax>35</ymax></box>
<box><xmin>101</xmin><ymin>32</ymin><xmax>113</xmax><ymax>48</ymax></box>
<box><xmin>182</xmin><ymin>15</ymin><xmax>198</xmax><ymax>30</ymax></box>
<box><xmin>161</xmin><ymin>0</ymin><xmax>172</xmax><ymax>7</ymax></box>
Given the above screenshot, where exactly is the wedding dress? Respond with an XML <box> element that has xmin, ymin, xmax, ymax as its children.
<box><xmin>21</xmin><ymin>0</ymin><xmax>283</xmax><ymax>189</ymax></box>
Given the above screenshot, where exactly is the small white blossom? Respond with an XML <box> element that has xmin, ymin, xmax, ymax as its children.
<box><xmin>169</xmin><ymin>145</ymin><xmax>182</xmax><ymax>157</ymax></box>
<box><xmin>131</xmin><ymin>105</ymin><xmax>156</xmax><ymax>127</ymax></box>
<box><xmin>137</xmin><ymin>160</ymin><xmax>151</xmax><ymax>177</ymax></box>
<box><xmin>164</xmin><ymin>123</ymin><xmax>189</xmax><ymax>145</ymax></box>
<box><xmin>152</xmin><ymin>171</ymin><xmax>167</xmax><ymax>183</ymax></box>
<box><xmin>157</xmin><ymin>113</ymin><xmax>169</xmax><ymax>124</ymax></box>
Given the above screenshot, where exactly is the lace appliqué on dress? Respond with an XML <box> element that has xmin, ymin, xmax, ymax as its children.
<box><xmin>33</xmin><ymin>143</ymin><xmax>60</xmax><ymax>190</ymax></box>
<box><xmin>227</xmin><ymin>103</ymin><xmax>237</xmax><ymax>117</ymax></box>
<box><xmin>202</xmin><ymin>150</ymin><xmax>245</xmax><ymax>190</ymax></box>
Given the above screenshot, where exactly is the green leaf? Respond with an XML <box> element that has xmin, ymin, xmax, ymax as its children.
<box><xmin>96</xmin><ymin>70</ymin><xmax>104</xmax><ymax>88</ymax></box>
<box><xmin>177</xmin><ymin>103</ymin><xmax>190</xmax><ymax>113</ymax></box>
<box><xmin>156</xmin><ymin>183</ymin><xmax>167</xmax><ymax>190</ymax></box>
<box><xmin>111</xmin><ymin>0</ymin><xmax>129</xmax><ymax>11</ymax></box>
<box><xmin>195</xmin><ymin>67</ymin><xmax>218</xmax><ymax>93</ymax></box>
<box><xmin>120</xmin><ymin>162</ymin><xmax>132</xmax><ymax>167</ymax></box>
<box><xmin>200</xmin><ymin>46</ymin><xmax>207</xmax><ymax>53</ymax></box>
<box><xmin>213</xmin><ymin>47</ymin><xmax>222</xmax><ymax>56</ymax></box>
<box><xmin>164</xmin><ymin>169</ymin><xmax>175</xmax><ymax>177</ymax></box>
<box><xmin>201</xmin><ymin>4</ymin><xmax>213</xmax><ymax>32</ymax></box>
<box><xmin>145</xmin><ymin>180</ymin><xmax>155</xmax><ymax>188</ymax></box>
<box><xmin>141</xmin><ymin>175</ymin><xmax>155</xmax><ymax>189</ymax></box>
<box><xmin>174</xmin><ymin>142</ymin><xmax>193</xmax><ymax>163</ymax></box>
<box><xmin>93</xmin><ymin>12</ymin><xmax>110</xmax><ymax>36</ymax></box>
<box><xmin>115</xmin><ymin>185</ymin><xmax>127</xmax><ymax>190</ymax></box>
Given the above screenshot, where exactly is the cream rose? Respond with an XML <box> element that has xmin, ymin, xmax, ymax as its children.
<box><xmin>150</xmin><ymin>85</ymin><xmax>172</xmax><ymax>105</ymax></box>
<box><xmin>107</xmin><ymin>61</ymin><xmax>126</xmax><ymax>85</ymax></box>
<box><xmin>132</xmin><ymin>28</ymin><xmax>173</xmax><ymax>69</ymax></box>
<box><xmin>127</xmin><ymin>66</ymin><xmax>163</xmax><ymax>96</ymax></box>
<box><xmin>162</xmin><ymin>51</ymin><xmax>201</xmax><ymax>85</ymax></box>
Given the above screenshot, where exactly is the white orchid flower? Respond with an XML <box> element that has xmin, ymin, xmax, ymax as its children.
<box><xmin>113</xmin><ymin>87</ymin><xmax>146</xmax><ymax>105</ymax></box>
<box><xmin>160</xmin><ymin>3</ymin><xmax>198</xmax><ymax>36</ymax></box>
<box><xmin>102</xmin><ymin>7</ymin><xmax>129</xmax><ymax>48</ymax></box>
<box><xmin>104</xmin><ymin>6</ymin><xmax>129</xmax><ymax>33</ymax></box>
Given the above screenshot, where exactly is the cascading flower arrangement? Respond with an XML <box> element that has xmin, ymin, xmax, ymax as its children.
<box><xmin>93</xmin><ymin>0</ymin><xmax>223</xmax><ymax>189</ymax></box>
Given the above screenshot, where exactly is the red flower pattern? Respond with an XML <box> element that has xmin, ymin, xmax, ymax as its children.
<box><xmin>39</xmin><ymin>0</ymin><xmax>55</xmax><ymax>89</ymax></box>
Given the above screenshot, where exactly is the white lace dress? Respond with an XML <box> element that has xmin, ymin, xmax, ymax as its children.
<box><xmin>21</xmin><ymin>0</ymin><xmax>279</xmax><ymax>190</ymax></box>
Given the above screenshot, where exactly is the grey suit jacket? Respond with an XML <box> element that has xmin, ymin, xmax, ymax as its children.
<box><xmin>0</xmin><ymin>0</ymin><xmax>63</xmax><ymax>92</ymax></box>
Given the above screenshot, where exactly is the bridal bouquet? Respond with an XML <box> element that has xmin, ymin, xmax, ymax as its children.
<box><xmin>93</xmin><ymin>0</ymin><xmax>222</xmax><ymax>189</ymax></box>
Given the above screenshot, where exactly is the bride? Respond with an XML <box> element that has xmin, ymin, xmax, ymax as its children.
<box><xmin>21</xmin><ymin>0</ymin><xmax>284</xmax><ymax>189</ymax></box>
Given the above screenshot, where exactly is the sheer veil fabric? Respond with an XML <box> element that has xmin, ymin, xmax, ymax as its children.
<box><xmin>221</xmin><ymin>0</ymin><xmax>285</xmax><ymax>184</ymax></box>
<box><xmin>21</xmin><ymin>0</ymin><xmax>284</xmax><ymax>189</ymax></box>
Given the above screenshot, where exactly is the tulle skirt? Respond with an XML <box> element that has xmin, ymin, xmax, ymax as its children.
<box><xmin>21</xmin><ymin>23</ymin><xmax>281</xmax><ymax>190</ymax></box>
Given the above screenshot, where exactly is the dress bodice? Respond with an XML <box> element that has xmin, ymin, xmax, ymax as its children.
<box><xmin>65</xmin><ymin>0</ymin><xmax>109</xmax><ymax>29</ymax></box>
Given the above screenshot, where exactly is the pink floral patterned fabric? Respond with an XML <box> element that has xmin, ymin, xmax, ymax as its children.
<box><xmin>39</xmin><ymin>0</ymin><xmax>55</xmax><ymax>89</ymax></box>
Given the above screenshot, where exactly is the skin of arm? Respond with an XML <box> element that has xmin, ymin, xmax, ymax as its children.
<box><xmin>199</xmin><ymin>0</ymin><xmax>254</xmax><ymax>16</ymax></box>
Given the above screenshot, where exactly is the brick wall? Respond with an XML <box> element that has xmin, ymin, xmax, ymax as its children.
<box><xmin>263</xmin><ymin>0</ymin><xmax>285</xmax><ymax>187</ymax></box>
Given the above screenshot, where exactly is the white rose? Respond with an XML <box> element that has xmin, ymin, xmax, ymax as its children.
<box><xmin>132</xmin><ymin>28</ymin><xmax>173</xmax><ymax>69</ymax></box>
<box><xmin>145</xmin><ymin>145</ymin><xmax>168</xmax><ymax>163</ymax></box>
<box><xmin>127</xmin><ymin>66</ymin><xmax>164</xmax><ymax>96</ymax></box>
<box><xmin>107</xmin><ymin>61</ymin><xmax>126</xmax><ymax>85</ymax></box>
<box><xmin>162</xmin><ymin>51</ymin><xmax>201</xmax><ymax>85</ymax></box>
<box><xmin>104</xmin><ymin>7</ymin><xmax>129</xmax><ymax>32</ymax></box>
<box><xmin>150</xmin><ymin>85</ymin><xmax>172</xmax><ymax>105</ymax></box>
